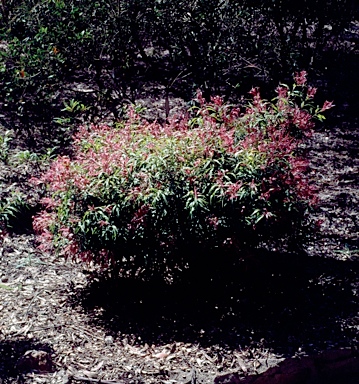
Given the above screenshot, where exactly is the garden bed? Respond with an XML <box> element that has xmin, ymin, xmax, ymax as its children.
<box><xmin>0</xmin><ymin>110</ymin><xmax>358</xmax><ymax>383</ymax></box>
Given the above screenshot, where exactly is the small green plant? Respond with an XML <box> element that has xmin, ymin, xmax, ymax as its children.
<box><xmin>0</xmin><ymin>130</ymin><xmax>13</xmax><ymax>164</ymax></box>
<box><xmin>62</xmin><ymin>99</ymin><xmax>90</xmax><ymax>113</ymax></box>
<box><xmin>32</xmin><ymin>72</ymin><xmax>333</xmax><ymax>278</ymax></box>
<box><xmin>13</xmin><ymin>150</ymin><xmax>41</xmax><ymax>164</ymax></box>
<box><xmin>13</xmin><ymin>146</ymin><xmax>58</xmax><ymax>165</ymax></box>
<box><xmin>53</xmin><ymin>117</ymin><xmax>72</xmax><ymax>126</ymax></box>
<box><xmin>52</xmin><ymin>99</ymin><xmax>90</xmax><ymax>134</ymax></box>
<box><xmin>0</xmin><ymin>192</ymin><xmax>27</xmax><ymax>229</ymax></box>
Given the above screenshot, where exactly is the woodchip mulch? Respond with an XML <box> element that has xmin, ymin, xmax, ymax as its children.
<box><xmin>0</xmin><ymin>233</ymin><xmax>281</xmax><ymax>383</ymax></box>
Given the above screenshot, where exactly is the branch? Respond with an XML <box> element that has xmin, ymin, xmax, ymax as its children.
<box><xmin>71</xmin><ymin>376</ymin><xmax>126</xmax><ymax>384</ymax></box>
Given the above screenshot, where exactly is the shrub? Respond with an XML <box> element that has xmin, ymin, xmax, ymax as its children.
<box><xmin>0</xmin><ymin>0</ymin><xmax>108</xmax><ymax>133</ymax></box>
<box><xmin>0</xmin><ymin>0</ymin><xmax>354</xmax><ymax>136</ymax></box>
<box><xmin>32</xmin><ymin>73</ymin><xmax>333</xmax><ymax>277</ymax></box>
<box><xmin>0</xmin><ymin>0</ymin><xmax>134</xmax><ymax>142</ymax></box>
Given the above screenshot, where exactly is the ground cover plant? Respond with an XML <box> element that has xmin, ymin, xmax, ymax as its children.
<box><xmin>32</xmin><ymin>73</ymin><xmax>333</xmax><ymax>278</ymax></box>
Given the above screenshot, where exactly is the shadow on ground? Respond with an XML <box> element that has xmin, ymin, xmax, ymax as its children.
<box><xmin>0</xmin><ymin>338</ymin><xmax>54</xmax><ymax>380</ymax></box>
<box><xmin>69</xmin><ymin>250</ymin><xmax>359</xmax><ymax>354</ymax></box>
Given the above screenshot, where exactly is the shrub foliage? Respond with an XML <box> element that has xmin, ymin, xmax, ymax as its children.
<box><xmin>32</xmin><ymin>74</ymin><xmax>333</xmax><ymax>276</ymax></box>
<box><xmin>0</xmin><ymin>0</ymin><xmax>354</xmax><ymax>136</ymax></box>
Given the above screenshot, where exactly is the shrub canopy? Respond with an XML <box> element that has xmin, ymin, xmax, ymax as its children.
<box><xmin>32</xmin><ymin>74</ymin><xmax>333</xmax><ymax>277</ymax></box>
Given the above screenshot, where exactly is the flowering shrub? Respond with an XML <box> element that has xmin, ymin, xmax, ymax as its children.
<box><xmin>32</xmin><ymin>73</ymin><xmax>333</xmax><ymax>276</ymax></box>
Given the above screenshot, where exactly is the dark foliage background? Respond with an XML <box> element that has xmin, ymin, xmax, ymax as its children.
<box><xmin>0</xmin><ymin>0</ymin><xmax>358</xmax><ymax>143</ymax></box>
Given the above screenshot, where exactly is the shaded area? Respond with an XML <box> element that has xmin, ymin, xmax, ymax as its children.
<box><xmin>6</xmin><ymin>205</ymin><xmax>39</xmax><ymax>236</ymax></box>
<box><xmin>69</xmin><ymin>250</ymin><xmax>359</xmax><ymax>354</ymax></box>
<box><xmin>0</xmin><ymin>338</ymin><xmax>54</xmax><ymax>380</ymax></box>
<box><xmin>215</xmin><ymin>348</ymin><xmax>359</xmax><ymax>384</ymax></box>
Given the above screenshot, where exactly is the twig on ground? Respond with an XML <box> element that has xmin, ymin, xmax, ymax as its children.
<box><xmin>72</xmin><ymin>376</ymin><xmax>126</xmax><ymax>384</ymax></box>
